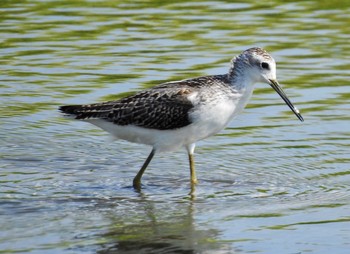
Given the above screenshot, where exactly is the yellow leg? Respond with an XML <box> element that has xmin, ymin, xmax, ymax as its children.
<box><xmin>187</xmin><ymin>143</ymin><xmax>197</xmax><ymax>185</ymax></box>
<box><xmin>133</xmin><ymin>149</ymin><xmax>155</xmax><ymax>189</ymax></box>
<box><xmin>188</xmin><ymin>152</ymin><xmax>198</xmax><ymax>184</ymax></box>
<box><xmin>188</xmin><ymin>153</ymin><xmax>198</xmax><ymax>184</ymax></box>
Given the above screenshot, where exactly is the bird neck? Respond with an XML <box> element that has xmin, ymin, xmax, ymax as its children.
<box><xmin>228</xmin><ymin>67</ymin><xmax>256</xmax><ymax>91</ymax></box>
<box><xmin>228</xmin><ymin>57</ymin><xmax>255</xmax><ymax>90</ymax></box>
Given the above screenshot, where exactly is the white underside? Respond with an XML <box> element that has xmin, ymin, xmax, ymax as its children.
<box><xmin>87</xmin><ymin>87</ymin><xmax>254</xmax><ymax>153</ymax></box>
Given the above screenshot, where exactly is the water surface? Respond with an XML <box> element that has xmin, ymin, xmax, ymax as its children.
<box><xmin>1</xmin><ymin>1</ymin><xmax>350</xmax><ymax>253</ymax></box>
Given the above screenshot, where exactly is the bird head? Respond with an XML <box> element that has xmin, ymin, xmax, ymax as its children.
<box><xmin>232</xmin><ymin>47</ymin><xmax>304</xmax><ymax>122</ymax></box>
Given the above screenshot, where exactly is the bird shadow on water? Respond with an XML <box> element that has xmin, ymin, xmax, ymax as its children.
<box><xmin>92</xmin><ymin>188</ymin><xmax>235</xmax><ymax>254</ymax></box>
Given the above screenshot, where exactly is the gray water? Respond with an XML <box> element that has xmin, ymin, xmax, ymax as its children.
<box><xmin>1</xmin><ymin>1</ymin><xmax>350</xmax><ymax>253</ymax></box>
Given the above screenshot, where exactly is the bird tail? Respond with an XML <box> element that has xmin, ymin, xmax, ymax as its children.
<box><xmin>59</xmin><ymin>103</ymin><xmax>114</xmax><ymax>120</ymax></box>
<box><xmin>59</xmin><ymin>105</ymin><xmax>81</xmax><ymax>115</ymax></box>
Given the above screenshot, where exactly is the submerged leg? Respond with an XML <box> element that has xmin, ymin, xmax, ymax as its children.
<box><xmin>186</xmin><ymin>143</ymin><xmax>197</xmax><ymax>185</ymax></box>
<box><xmin>133</xmin><ymin>149</ymin><xmax>155</xmax><ymax>189</ymax></box>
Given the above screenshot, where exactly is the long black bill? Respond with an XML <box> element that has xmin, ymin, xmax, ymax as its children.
<box><xmin>269</xmin><ymin>79</ymin><xmax>304</xmax><ymax>122</ymax></box>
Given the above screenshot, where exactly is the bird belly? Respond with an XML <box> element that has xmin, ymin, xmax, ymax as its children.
<box><xmin>86</xmin><ymin>119</ymin><xmax>225</xmax><ymax>153</ymax></box>
<box><xmin>87</xmin><ymin>119</ymin><xmax>192</xmax><ymax>152</ymax></box>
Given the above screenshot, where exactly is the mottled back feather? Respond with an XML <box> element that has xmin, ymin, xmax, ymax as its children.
<box><xmin>59</xmin><ymin>74</ymin><xmax>233</xmax><ymax>130</ymax></box>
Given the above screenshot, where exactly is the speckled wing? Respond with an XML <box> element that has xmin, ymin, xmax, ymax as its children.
<box><xmin>59</xmin><ymin>82</ymin><xmax>197</xmax><ymax>130</ymax></box>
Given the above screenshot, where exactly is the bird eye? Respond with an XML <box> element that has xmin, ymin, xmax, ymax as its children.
<box><xmin>261</xmin><ymin>62</ymin><xmax>269</xmax><ymax>70</ymax></box>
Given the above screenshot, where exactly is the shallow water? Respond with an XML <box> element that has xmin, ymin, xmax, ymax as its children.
<box><xmin>1</xmin><ymin>0</ymin><xmax>350</xmax><ymax>253</ymax></box>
